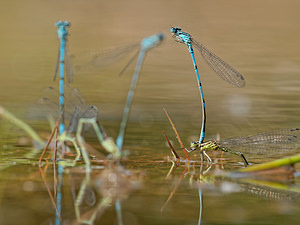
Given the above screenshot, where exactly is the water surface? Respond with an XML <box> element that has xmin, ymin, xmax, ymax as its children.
<box><xmin>1</xmin><ymin>0</ymin><xmax>300</xmax><ymax>224</ymax></box>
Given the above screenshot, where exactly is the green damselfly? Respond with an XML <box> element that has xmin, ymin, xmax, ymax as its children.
<box><xmin>189</xmin><ymin>128</ymin><xmax>300</xmax><ymax>166</ymax></box>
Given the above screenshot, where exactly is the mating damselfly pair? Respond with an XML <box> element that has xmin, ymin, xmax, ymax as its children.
<box><xmin>47</xmin><ymin>21</ymin><xmax>164</xmax><ymax>162</ymax></box>
<box><xmin>169</xmin><ymin>27</ymin><xmax>300</xmax><ymax>166</ymax></box>
<box><xmin>48</xmin><ymin>22</ymin><xmax>300</xmax><ymax>167</ymax></box>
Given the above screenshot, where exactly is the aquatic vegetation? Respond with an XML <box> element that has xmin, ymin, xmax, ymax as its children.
<box><xmin>0</xmin><ymin>106</ymin><xmax>45</xmax><ymax>148</ymax></box>
<box><xmin>37</xmin><ymin>104</ymin><xmax>121</xmax><ymax>172</ymax></box>
<box><xmin>75</xmin><ymin>118</ymin><xmax>121</xmax><ymax>172</ymax></box>
<box><xmin>163</xmin><ymin>108</ymin><xmax>190</xmax><ymax>161</ymax></box>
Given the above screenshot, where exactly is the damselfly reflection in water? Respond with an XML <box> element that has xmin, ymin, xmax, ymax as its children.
<box><xmin>164</xmin><ymin>163</ymin><xmax>300</xmax><ymax>225</ymax></box>
<box><xmin>170</xmin><ymin>27</ymin><xmax>245</xmax><ymax>144</ymax></box>
<box><xmin>73</xmin><ymin>166</ymin><xmax>142</xmax><ymax>225</ymax></box>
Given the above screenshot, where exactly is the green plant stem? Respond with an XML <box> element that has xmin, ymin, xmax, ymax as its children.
<box><xmin>238</xmin><ymin>154</ymin><xmax>300</xmax><ymax>173</ymax></box>
<box><xmin>0</xmin><ymin>106</ymin><xmax>44</xmax><ymax>147</ymax></box>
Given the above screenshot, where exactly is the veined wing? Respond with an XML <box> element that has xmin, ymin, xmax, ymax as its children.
<box><xmin>53</xmin><ymin>45</ymin><xmax>74</xmax><ymax>83</ymax></box>
<box><xmin>53</xmin><ymin>47</ymin><xmax>60</xmax><ymax>82</ymax></box>
<box><xmin>37</xmin><ymin>86</ymin><xmax>99</xmax><ymax>134</ymax></box>
<box><xmin>74</xmin><ymin>43</ymin><xmax>140</xmax><ymax>71</ymax></box>
<box><xmin>219</xmin><ymin>128</ymin><xmax>300</xmax><ymax>154</ymax></box>
<box><xmin>65</xmin><ymin>46</ymin><xmax>74</xmax><ymax>83</ymax></box>
<box><xmin>67</xmin><ymin>105</ymin><xmax>99</xmax><ymax>134</ymax></box>
<box><xmin>191</xmin><ymin>38</ymin><xmax>245</xmax><ymax>88</ymax></box>
<box><xmin>239</xmin><ymin>182</ymin><xmax>300</xmax><ymax>200</ymax></box>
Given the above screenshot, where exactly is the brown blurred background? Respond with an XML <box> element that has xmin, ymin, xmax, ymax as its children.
<box><xmin>1</xmin><ymin>0</ymin><xmax>300</xmax><ymax>139</ymax></box>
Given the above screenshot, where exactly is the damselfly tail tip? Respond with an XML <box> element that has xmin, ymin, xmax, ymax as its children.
<box><xmin>239</xmin><ymin>81</ymin><xmax>246</xmax><ymax>88</ymax></box>
<box><xmin>238</xmin><ymin>75</ymin><xmax>246</xmax><ymax>88</ymax></box>
<box><xmin>158</xmin><ymin>33</ymin><xmax>164</xmax><ymax>41</ymax></box>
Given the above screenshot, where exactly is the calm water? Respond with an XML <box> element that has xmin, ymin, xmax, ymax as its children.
<box><xmin>1</xmin><ymin>0</ymin><xmax>300</xmax><ymax>224</ymax></box>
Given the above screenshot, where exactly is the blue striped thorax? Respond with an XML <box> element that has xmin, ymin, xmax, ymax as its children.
<box><xmin>55</xmin><ymin>21</ymin><xmax>70</xmax><ymax>41</ymax></box>
<box><xmin>170</xmin><ymin>27</ymin><xmax>192</xmax><ymax>45</ymax></box>
<box><xmin>141</xmin><ymin>33</ymin><xmax>164</xmax><ymax>51</ymax></box>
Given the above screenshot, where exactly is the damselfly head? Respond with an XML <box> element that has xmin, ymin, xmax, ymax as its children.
<box><xmin>55</xmin><ymin>21</ymin><xmax>63</xmax><ymax>27</ymax></box>
<box><xmin>190</xmin><ymin>141</ymin><xmax>200</xmax><ymax>150</ymax></box>
<box><xmin>56</xmin><ymin>21</ymin><xmax>71</xmax><ymax>40</ymax></box>
<box><xmin>170</xmin><ymin>27</ymin><xmax>181</xmax><ymax>34</ymax></box>
<box><xmin>63</xmin><ymin>21</ymin><xmax>70</xmax><ymax>27</ymax></box>
<box><xmin>55</xmin><ymin>20</ymin><xmax>70</xmax><ymax>27</ymax></box>
<box><xmin>141</xmin><ymin>33</ymin><xmax>165</xmax><ymax>51</ymax></box>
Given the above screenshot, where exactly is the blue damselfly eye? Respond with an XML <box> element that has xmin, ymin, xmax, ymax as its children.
<box><xmin>55</xmin><ymin>21</ymin><xmax>63</xmax><ymax>27</ymax></box>
<box><xmin>170</xmin><ymin>27</ymin><xmax>181</xmax><ymax>33</ymax></box>
<box><xmin>64</xmin><ymin>21</ymin><xmax>70</xmax><ymax>27</ymax></box>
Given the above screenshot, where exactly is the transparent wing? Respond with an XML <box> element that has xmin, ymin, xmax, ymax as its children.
<box><xmin>37</xmin><ymin>86</ymin><xmax>82</xmax><ymax>121</ymax></box>
<box><xmin>219</xmin><ymin>128</ymin><xmax>300</xmax><ymax>154</ymax></box>
<box><xmin>73</xmin><ymin>43</ymin><xmax>140</xmax><ymax>72</ymax></box>
<box><xmin>67</xmin><ymin>105</ymin><xmax>99</xmax><ymax>134</ymax></box>
<box><xmin>53</xmin><ymin>46</ymin><xmax>60</xmax><ymax>81</ymax></box>
<box><xmin>65</xmin><ymin>46</ymin><xmax>74</xmax><ymax>83</ymax></box>
<box><xmin>67</xmin><ymin>106</ymin><xmax>81</xmax><ymax>133</ymax></box>
<box><xmin>36</xmin><ymin>86</ymin><xmax>100</xmax><ymax>134</ymax></box>
<box><xmin>118</xmin><ymin>49</ymin><xmax>139</xmax><ymax>76</ymax></box>
<box><xmin>191</xmin><ymin>38</ymin><xmax>245</xmax><ymax>88</ymax></box>
<box><xmin>53</xmin><ymin>45</ymin><xmax>74</xmax><ymax>83</ymax></box>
